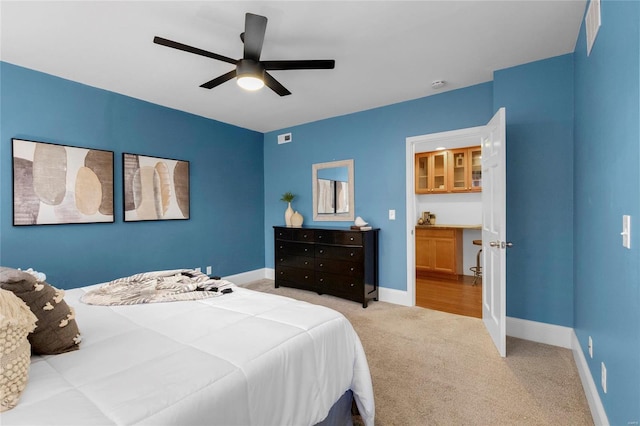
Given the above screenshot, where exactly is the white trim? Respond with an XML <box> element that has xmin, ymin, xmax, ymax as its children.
<box><xmin>572</xmin><ymin>331</ymin><xmax>609</xmax><ymax>426</ymax></box>
<box><xmin>506</xmin><ymin>316</ymin><xmax>573</xmax><ymax>348</ymax></box>
<box><xmin>225</xmin><ymin>268</ymin><xmax>270</xmax><ymax>286</ymax></box>
<box><xmin>378</xmin><ymin>287</ymin><xmax>411</xmax><ymax>306</ymax></box>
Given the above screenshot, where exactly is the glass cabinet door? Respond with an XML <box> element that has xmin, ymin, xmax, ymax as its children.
<box><xmin>431</xmin><ymin>151</ymin><xmax>447</xmax><ymax>192</ymax></box>
<box><xmin>450</xmin><ymin>149</ymin><xmax>468</xmax><ymax>191</ymax></box>
<box><xmin>469</xmin><ymin>147</ymin><xmax>482</xmax><ymax>191</ymax></box>
<box><xmin>415</xmin><ymin>153</ymin><xmax>430</xmax><ymax>193</ymax></box>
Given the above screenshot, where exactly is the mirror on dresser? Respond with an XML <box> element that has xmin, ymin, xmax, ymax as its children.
<box><xmin>312</xmin><ymin>159</ymin><xmax>355</xmax><ymax>221</ymax></box>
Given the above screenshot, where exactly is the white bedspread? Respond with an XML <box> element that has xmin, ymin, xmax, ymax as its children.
<box><xmin>2</xmin><ymin>285</ymin><xmax>375</xmax><ymax>425</ymax></box>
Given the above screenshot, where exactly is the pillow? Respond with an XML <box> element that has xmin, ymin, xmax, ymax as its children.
<box><xmin>0</xmin><ymin>267</ymin><xmax>81</xmax><ymax>355</ymax></box>
<box><xmin>0</xmin><ymin>288</ymin><xmax>37</xmax><ymax>411</ymax></box>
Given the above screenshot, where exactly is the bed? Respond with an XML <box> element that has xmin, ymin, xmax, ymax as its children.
<box><xmin>1</xmin><ymin>277</ymin><xmax>375</xmax><ymax>425</ymax></box>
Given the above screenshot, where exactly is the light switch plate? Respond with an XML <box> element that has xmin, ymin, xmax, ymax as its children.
<box><xmin>622</xmin><ymin>215</ymin><xmax>631</xmax><ymax>249</ymax></box>
<box><xmin>389</xmin><ymin>209</ymin><xmax>396</xmax><ymax>220</ymax></box>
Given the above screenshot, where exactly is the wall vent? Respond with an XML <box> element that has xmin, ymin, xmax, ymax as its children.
<box><xmin>585</xmin><ymin>0</ymin><xmax>601</xmax><ymax>56</ymax></box>
<box><xmin>277</xmin><ymin>133</ymin><xmax>292</xmax><ymax>144</ymax></box>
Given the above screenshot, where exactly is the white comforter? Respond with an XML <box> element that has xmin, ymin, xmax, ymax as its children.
<box><xmin>3</xmin><ymin>285</ymin><xmax>375</xmax><ymax>425</ymax></box>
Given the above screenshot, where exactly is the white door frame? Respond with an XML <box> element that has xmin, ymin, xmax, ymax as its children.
<box><xmin>405</xmin><ymin>126</ymin><xmax>485</xmax><ymax>307</ymax></box>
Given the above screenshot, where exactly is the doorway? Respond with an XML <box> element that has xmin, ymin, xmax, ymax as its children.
<box><xmin>405</xmin><ymin>124</ymin><xmax>485</xmax><ymax>309</ymax></box>
<box><xmin>405</xmin><ymin>108</ymin><xmax>507</xmax><ymax>356</ymax></box>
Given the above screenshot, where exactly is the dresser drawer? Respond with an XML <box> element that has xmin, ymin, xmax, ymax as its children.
<box><xmin>275</xmin><ymin>266</ymin><xmax>315</xmax><ymax>287</ymax></box>
<box><xmin>316</xmin><ymin>245</ymin><xmax>363</xmax><ymax>262</ymax></box>
<box><xmin>291</xmin><ymin>229</ymin><xmax>315</xmax><ymax>242</ymax></box>
<box><xmin>274</xmin><ymin>228</ymin><xmax>293</xmax><ymax>240</ymax></box>
<box><xmin>333</xmin><ymin>231</ymin><xmax>363</xmax><ymax>246</ymax></box>
<box><xmin>315</xmin><ymin>258</ymin><xmax>363</xmax><ymax>277</ymax></box>
<box><xmin>275</xmin><ymin>254</ymin><xmax>314</xmax><ymax>269</ymax></box>
<box><xmin>317</xmin><ymin>272</ymin><xmax>364</xmax><ymax>299</ymax></box>
<box><xmin>276</xmin><ymin>241</ymin><xmax>314</xmax><ymax>257</ymax></box>
<box><xmin>314</xmin><ymin>230</ymin><xmax>362</xmax><ymax>246</ymax></box>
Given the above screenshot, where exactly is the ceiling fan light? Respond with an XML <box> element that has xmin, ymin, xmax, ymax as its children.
<box><xmin>237</xmin><ymin>75</ymin><xmax>264</xmax><ymax>91</ymax></box>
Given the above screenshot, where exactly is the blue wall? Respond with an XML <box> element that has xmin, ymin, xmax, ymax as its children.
<box><xmin>263</xmin><ymin>83</ymin><xmax>494</xmax><ymax>291</ymax></box>
<box><xmin>493</xmin><ymin>54</ymin><xmax>575</xmax><ymax>326</ymax></box>
<box><xmin>574</xmin><ymin>0</ymin><xmax>640</xmax><ymax>424</ymax></box>
<box><xmin>0</xmin><ymin>62</ymin><xmax>265</xmax><ymax>289</ymax></box>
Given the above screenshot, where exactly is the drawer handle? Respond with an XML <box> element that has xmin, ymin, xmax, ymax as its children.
<box><xmin>304</xmin><ymin>248</ymin><xmax>308</xmax><ymax>252</ymax></box>
<box><xmin>319</xmin><ymin>278</ymin><xmax>324</xmax><ymax>282</ymax></box>
<box><xmin>279</xmin><ymin>245</ymin><xmax>283</xmax><ymax>249</ymax></box>
<box><xmin>303</xmin><ymin>234</ymin><xmax>308</xmax><ymax>238</ymax></box>
<box><xmin>319</xmin><ymin>249</ymin><xmax>324</xmax><ymax>254</ymax></box>
<box><xmin>279</xmin><ymin>258</ymin><xmax>283</xmax><ymax>262</ymax></box>
<box><xmin>319</xmin><ymin>263</ymin><xmax>324</xmax><ymax>267</ymax></box>
<box><xmin>304</xmin><ymin>275</ymin><xmax>309</xmax><ymax>279</ymax></box>
<box><xmin>350</xmin><ymin>252</ymin><xmax>354</xmax><ymax>257</ymax></box>
<box><xmin>350</xmin><ymin>267</ymin><xmax>354</xmax><ymax>271</ymax></box>
<box><xmin>350</xmin><ymin>237</ymin><xmax>354</xmax><ymax>241</ymax></box>
<box><xmin>279</xmin><ymin>271</ymin><xmax>284</xmax><ymax>275</ymax></box>
<box><xmin>304</xmin><ymin>261</ymin><xmax>309</xmax><ymax>265</ymax></box>
<box><xmin>350</xmin><ymin>283</ymin><xmax>355</xmax><ymax>287</ymax></box>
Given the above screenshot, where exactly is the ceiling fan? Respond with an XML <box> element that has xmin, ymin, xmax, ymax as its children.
<box><xmin>153</xmin><ymin>12</ymin><xmax>335</xmax><ymax>96</ymax></box>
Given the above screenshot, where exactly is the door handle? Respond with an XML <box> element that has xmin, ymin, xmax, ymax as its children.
<box><xmin>489</xmin><ymin>241</ymin><xmax>513</xmax><ymax>248</ymax></box>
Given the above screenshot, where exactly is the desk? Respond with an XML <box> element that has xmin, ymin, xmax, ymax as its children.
<box><xmin>415</xmin><ymin>225</ymin><xmax>481</xmax><ymax>276</ymax></box>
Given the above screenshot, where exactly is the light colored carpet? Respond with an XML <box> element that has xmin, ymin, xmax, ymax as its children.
<box><xmin>243</xmin><ymin>280</ymin><xmax>594</xmax><ymax>426</ymax></box>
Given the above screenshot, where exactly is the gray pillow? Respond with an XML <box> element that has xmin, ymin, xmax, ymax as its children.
<box><xmin>0</xmin><ymin>267</ymin><xmax>81</xmax><ymax>355</ymax></box>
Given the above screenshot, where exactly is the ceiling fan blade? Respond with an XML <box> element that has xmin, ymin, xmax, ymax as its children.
<box><xmin>264</xmin><ymin>72</ymin><xmax>291</xmax><ymax>96</ymax></box>
<box><xmin>242</xmin><ymin>13</ymin><xmax>267</xmax><ymax>61</ymax></box>
<box><xmin>200</xmin><ymin>69</ymin><xmax>237</xmax><ymax>89</ymax></box>
<box><xmin>154</xmin><ymin>36</ymin><xmax>237</xmax><ymax>65</ymax></box>
<box><xmin>262</xmin><ymin>60</ymin><xmax>336</xmax><ymax>70</ymax></box>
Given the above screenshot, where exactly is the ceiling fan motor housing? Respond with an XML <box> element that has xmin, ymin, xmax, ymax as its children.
<box><xmin>237</xmin><ymin>59</ymin><xmax>264</xmax><ymax>79</ymax></box>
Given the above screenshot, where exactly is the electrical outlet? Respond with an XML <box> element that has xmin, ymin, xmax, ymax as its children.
<box><xmin>601</xmin><ymin>362</ymin><xmax>607</xmax><ymax>394</ymax></box>
<box><xmin>195</xmin><ymin>267</ymin><xmax>201</xmax><ymax>273</ymax></box>
<box><xmin>588</xmin><ymin>336</ymin><xmax>593</xmax><ymax>358</ymax></box>
<box><xmin>206</xmin><ymin>266</ymin><xmax>212</xmax><ymax>275</ymax></box>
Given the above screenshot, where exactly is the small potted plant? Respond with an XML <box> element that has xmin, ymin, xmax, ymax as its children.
<box><xmin>281</xmin><ymin>192</ymin><xmax>296</xmax><ymax>227</ymax></box>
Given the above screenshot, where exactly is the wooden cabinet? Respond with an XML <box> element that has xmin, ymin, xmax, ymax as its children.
<box><xmin>415</xmin><ymin>227</ymin><xmax>462</xmax><ymax>276</ymax></box>
<box><xmin>415</xmin><ymin>146</ymin><xmax>481</xmax><ymax>194</ymax></box>
<box><xmin>415</xmin><ymin>151</ymin><xmax>448</xmax><ymax>194</ymax></box>
<box><xmin>274</xmin><ymin>226</ymin><xmax>379</xmax><ymax>308</ymax></box>
<box><xmin>449</xmin><ymin>146</ymin><xmax>482</xmax><ymax>193</ymax></box>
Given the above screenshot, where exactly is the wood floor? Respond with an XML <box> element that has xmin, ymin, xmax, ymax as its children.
<box><xmin>416</xmin><ymin>273</ymin><xmax>482</xmax><ymax>318</ymax></box>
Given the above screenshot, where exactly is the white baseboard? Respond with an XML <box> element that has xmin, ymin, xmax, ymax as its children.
<box><xmin>505</xmin><ymin>316</ymin><xmax>573</xmax><ymax>348</ymax></box>
<box><xmin>378</xmin><ymin>287</ymin><xmax>411</xmax><ymax>306</ymax></box>
<box><xmin>224</xmin><ymin>268</ymin><xmax>270</xmax><ymax>286</ymax></box>
<box><xmin>572</xmin><ymin>331</ymin><xmax>609</xmax><ymax>426</ymax></box>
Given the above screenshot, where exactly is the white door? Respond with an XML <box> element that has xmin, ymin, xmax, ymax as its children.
<box><xmin>481</xmin><ymin>108</ymin><xmax>507</xmax><ymax>357</ymax></box>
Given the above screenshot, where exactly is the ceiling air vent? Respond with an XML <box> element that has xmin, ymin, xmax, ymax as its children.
<box><xmin>278</xmin><ymin>133</ymin><xmax>292</xmax><ymax>144</ymax></box>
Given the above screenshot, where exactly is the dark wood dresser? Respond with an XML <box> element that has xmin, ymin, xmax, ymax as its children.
<box><xmin>274</xmin><ymin>226</ymin><xmax>379</xmax><ymax>308</ymax></box>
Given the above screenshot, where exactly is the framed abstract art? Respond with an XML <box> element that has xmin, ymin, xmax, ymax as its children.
<box><xmin>122</xmin><ymin>153</ymin><xmax>190</xmax><ymax>222</ymax></box>
<box><xmin>12</xmin><ymin>138</ymin><xmax>114</xmax><ymax>225</ymax></box>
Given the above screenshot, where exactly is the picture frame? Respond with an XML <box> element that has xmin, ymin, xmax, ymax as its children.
<box><xmin>12</xmin><ymin>138</ymin><xmax>114</xmax><ymax>226</ymax></box>
<box><xmin>123</xmin><ymin>153</ymin><xmax>190</xmax><ymax>222</ymax></box>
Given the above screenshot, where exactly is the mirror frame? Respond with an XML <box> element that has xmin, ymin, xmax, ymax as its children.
<box><xmin>312</xmin><ymin>159</ymin><xmax>355</xmax><ymax>222</ymax></box>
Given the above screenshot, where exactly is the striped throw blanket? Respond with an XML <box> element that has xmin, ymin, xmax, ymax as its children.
<box><xmin>80</xmin><ymin>269</ymin><xmax>235</xmax><ymax>306</ymax></box>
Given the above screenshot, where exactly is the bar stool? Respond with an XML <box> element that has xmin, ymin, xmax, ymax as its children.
<box><xmin>469</xmin><ymin>239</ymin><xmax>482</xmax><ymax>285</ymax></box>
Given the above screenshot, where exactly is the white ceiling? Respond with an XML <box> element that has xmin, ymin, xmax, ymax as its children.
<box><xmin>1</xmin><ymin>1</ymin><xmax>586</xmax><ymax>133</ymax></box>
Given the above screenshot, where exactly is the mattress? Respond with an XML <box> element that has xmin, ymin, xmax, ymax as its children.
<box><xmin>2</xmin><ymin>284</ymin><xmax>375</xmax><ymax>425</ymax></box>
